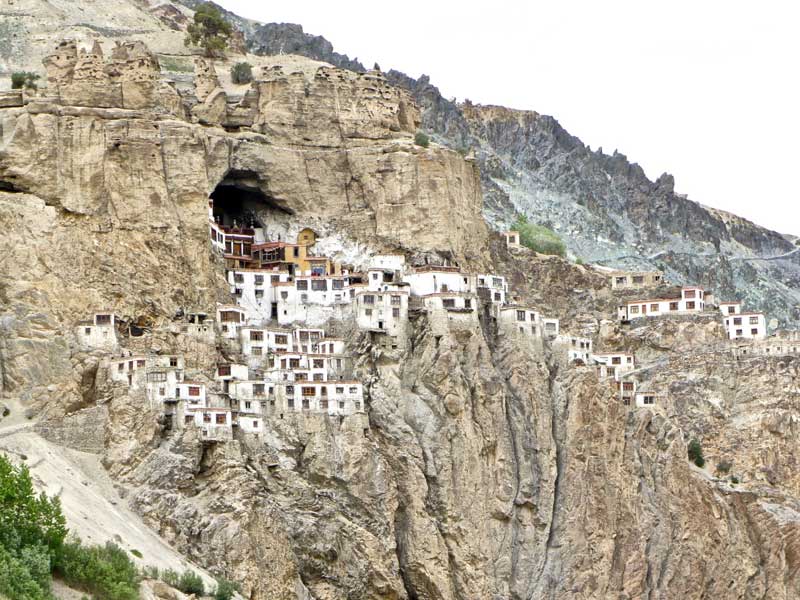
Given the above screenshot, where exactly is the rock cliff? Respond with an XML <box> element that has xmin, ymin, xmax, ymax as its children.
<box><xmin>1</xmin><ymin>5</ymin><xmax>800</xmax><ymax>600</ymax></box>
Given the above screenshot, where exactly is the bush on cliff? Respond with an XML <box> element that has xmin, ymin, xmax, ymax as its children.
<box><xmin>414</xmin><ymin>131</ymin><xmax>430</xmax><ymax>148</ymax></box>
<box><xmin>11</xmin><ymin>71</ymin><xmax>40</xmax><ymax>90</ymax></box>
<box><xmin>230</xmin><ymin>61</ymin><xmax>253</xmax><ymax>84</ymax></box>
<box><xmin>513</xmin><ymin>216</ymin><xmax>566</xmax><ymax>257</ymax></box>
<box><xmin>185</xmin><ymin>2</ymin><xmax>232</xmax><ymax>57</ymax></box>
<box><xmin>688</xmin><ymin>439</ymin><xmax>705</xmax><ymax>468</ymax></box>
<box><xmin>55</xmin><ymin>539</ymin><xmax>139</xmax><ymax>600</ymax></box>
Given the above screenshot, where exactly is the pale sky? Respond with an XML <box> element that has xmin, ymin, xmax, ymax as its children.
<box><xmin>218</xmin><ymin>0</ymin><xmax>800</xmax><ymax>236</ymax></box>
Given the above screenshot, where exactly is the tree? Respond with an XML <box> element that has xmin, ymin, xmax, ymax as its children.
<box><xmin>11</xmin><ymin>71</ymin><xmax>40</xmax><ymax>90</ymax></box>
<box><xmin>214</xmin><ymin>577</ymin><xmax>240</xmax><ymax>600</ymax></box>
<box><xmin>185</xmin><ymin>3</ymin><xmax>232</xmax><ymax>57</ymax></box>
<box><xmin>230</xmin><ymin>61</ymin><xmax>253</xmax><ymax>84</ymax></box>
<box><xmin>687</xmin><ymin>439</ymin><xmax>705</xmax><ymax>468</ymax></box>
<box><xmin>414</xmin><ymin>131</ymin><xmax>430</xmax><ymax>148</ymax></box>
<box><xmin>177</xmin><ymin>569</ymin><xmax>204</xmax><ymax>595</ymax></box>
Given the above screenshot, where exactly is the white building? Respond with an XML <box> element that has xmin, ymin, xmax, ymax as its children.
<box><xmin>240</xmin><ymin>326</ymin><xmax>294</xmax><ymax>357</ymax></box>
<box><xmin>556</xmin><ymin>335</ymin><xmax>593</xmax><ymax>363</ymax></box>
<box><xmin>268</xmin><ymin>381</ymin><xmax>365</xmax><ymax>416</ymax></box>
<box><xmin>718</xmin><ymin>301</ymin><xmax>742</xmax><ymax>316</ymax></box>
<box><xmin>403</xmin><ymin>266</ymin><xmax>475</xmax><ymax>297</ymax></box>
<box><xmin>76</xmin><ymin>312</ymin><xmax>118</xmax><ymax>349</ymax></box>
<box><xmin>617</xmin><ymin>287</ymin><xmax>706</xmax><ymax>321</ymax></box>
<box><xmin>542</xmin><ymin>318</ymin><xmax>560</xmax><ymax>338</ymax></box>
<box><xmin>355</xmin><ymin>290</ymin><xmax>409</xmax><ymax>335</ymax></box>
<box><xmin>420</xmin><ymin>293</ymin><xmax>478</xmax><ymax>322</ymax></box>
<box><xmin>186</xmin><ymin>407</ymin><xmax>233</xmax><ymax>441</ymax></box>
<box><xmin>634</xmin><ymin>391</ymin><xmax>659</xmax><ymax>408</ymax></box>
<box><xmin>504</xmin><ymin>231</ymin><xmax>521</xmax><ymax>249</ymax></box>
<box><xmin>216</xmin><ymin>305</ymin><xmax>248</xmax><ymax>339</ymax></box>
<box><xmin>592</xmin><ymin>353</ymin><xmax>635</xmax><ymax>380</ymax></box>
<box><xmin>723</xmin><ymin>312</ymin><xmax>766</xmax><ymax>340</ymax></box>
<box><xmin>498</xmin><ymin>306</ymin><xmax>542</xmax><ymax>337</ymax></box>
<box><xmin>109</xmin><ymin>354</ymin><xmax>148</xmax><ymax>385</ymax></box>
<box><xmin>476</xmin><ymin>274</ymin><xmax>508</xmax><ymax>306</ymax></box>
<box><xmin>608</xmin><ymin>270</ymin><xmax>664</xmax><ymax>290</ymax></box>
<box><xmin>175</xmin><ymin>381</ymin><xmax>207</xmax><ymax>408</ymax></box>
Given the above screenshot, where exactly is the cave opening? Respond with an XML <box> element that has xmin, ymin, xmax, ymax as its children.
<box><xmin>209</xmin><ymin>169</ymin><xmax>292</xmax><ymax>232</ymax></box>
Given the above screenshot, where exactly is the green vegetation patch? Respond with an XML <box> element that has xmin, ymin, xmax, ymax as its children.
<box><xmin>513</xmin><ymin>215</ymin><xmax>566</xmax><ymax>257</ymax></box>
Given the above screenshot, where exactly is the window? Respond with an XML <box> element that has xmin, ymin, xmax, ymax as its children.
<box><xmin>254</xmin><ymin>384</ymin><xmax>265</xmax><ymax>395</ymax></box>
<box><xmin>218</xmin><ymin>365</ymin><xmax>231</xmax><ymax>376</ymax></box>
<box><xmin>349</xmin><ymin>387</ymin><xmax>358</xmax><ymax>394</ymax></box>
<box><xmin>669</xmin><ymin>302</ymin><xmax>679</xmax><ymax>311</ymax></box>
<box><xmin>516</xmin><ymin>310</ymin><xmax>526</xmax><ymax>321</ymax></box>
<box><xmin>733</xmin><ymin>317</ymin><xmax>742</xmax><ymax>325</ymax></box>
<box><xmin>336</xmin><ymin>386</ymin><xmax>344</xmax><ymax>394</ymax></box>
<box><xmin>84</xmin><ymin>327</ymin><xmax>91</xmax><ymax>335</ymax></box>
<box><xmin>289</xmin><ymin>358</ymin><xmax>300</xmax><ymax>369</ymax></box>
<box><xmin>280</xmin><ymin>291</ymin><xmax>288</xmax><ymax>300</ymax></box>
<box><xmin>622</xmin><ymin>382</ymin><xmax>634</xmax><ymax>391</ymax></box>
<box><xmin>611</xmin><ymin>357</ymin><xmax>621</xmax><ymax>365</ymax></box>
<box><xmin>296</xmin><ymin>280</ymin><xmax>308</xmax><ymax>290</ymax></box>
<box><xmin>393</xmin><ymin>308</ymin><xmax>400</xmax><ymax>318</ymax></box>
<box><xmin>254</xmin><ymin>275</ymin><xmax>263</xmax><ymax>285</ymax></box>
<box><xmin>684</xmin><ymin>290</ymin><xmax>696</xmax><ymax>299</ymax></box>
<box><xmin>633</xmin><ymin>276</ymin><xmax>644</xmax><ymax>284</ymax></box>
<box><xmin>728</xmin><ymin>306</ymin><xmax>736</xmax><ymax>314</ymax></box>
<box><xmin>441</xmin><ymin>284</ymin><xmax>449</xmax><ymax>292</ymax></box>
<box><xmin>117</xmin><ymin>363</ymin><xmax>124</xmax><ymax>372</ymax></box>
<box><xmin>255</xmin><ymin>289</ymin><xmax>264</xmax><ymax>298</ymax></box>
<box><xmin>189</xmin><ymin>386</ymin><xmax>200</xmax><ymax>396</ymax></box>
<box><xmin>148</xmin><ymin>372</ymin><xmax>166</xmax><ymax>382</ymax></box>
<box><xmin>252</xmin><ymin>420</ymin><xmax>259</xmax><ymax>428</ymax></box>
<box><xmin>643</xmin><ymin>395</ymin><xmax>655</xmax><ymax>405</ymax></box>
<box><xmin>95</xmin><ymin>314</ymin><xmax>112</xmax><ymax>325</ymax></box>
<box><xmin>203</xmin><ymin>413</ymin><xmax>211</xmax><ymax>423</ymax></box>
<box><xmin>252</xmin><ymin>347</ymin><xmax>262</xmax><ymax>356</ymax></box>
<box><xmin>301</xmin><ymin>386</ymin><xmax>316</xmax><ymax>397</ymax></box>
<box><xmin>244</xmin><ymin>401</ymin><xmax>251</xmax><ymax>409</ymax></box>
<box><xmin>311</xmin><ymin>279</ymin><xmax>327</xmax><ymax>291</ymax></box>
<box><xmin>654</xmin><ymin>275</ymin><xmax>661</xmax><ymax>282</ymax></box>
<box><xmin>492</xmin><ymin>278</ymin><xmax>502</xmax><ymax>287</ymax></box>
<box><xmin>443</xmin><ymin>299</ymin><xmax>456</xmax><ymax>308</ymax></box>
<box><xmin>736</xmin><ymin>329</ymin><xmax>743</xmax><ymax>336</ymax></box>
<box><xmin>312</xmin><ymin>359</ymin><xmax>324</xmax><ymax>369</ymax></box>
<box><xmin>751</xmin><ymin>328</ymin><xmax>759</xmax><ymax>335</ymax></box>
<box><xmin>365</xmin><ymin>308</ymin><xmax>373</xmax><ymax>316</ymax></box>
<box><xmin>630</xmin><ymin>305</ymin><xmax>639</xmax><ymax>314</ymax></box>
<box><xmin>216</xmin><ymin>413</ymin><xmax>226</xmax><ymax>424</ymax></box>
<box><xmin>295</xmin><ymin>372</ymin><xmax>307</xmax><ymax>382</ymax></box>
<box><xmin>686</xmin><ymin>301</ymin><xmax>696</xmax><ymax>310</ymax></box>
<box><xmin>372</xmin><ymin>273</ymin><xmax>379</xmax><ymax>280</ymax></box>
<box><xmin>616</xmin><ymin>277</ymin><xmax>627</xmax><ymax>285</ymax></box>
<box><xmin>275</xmin><ymin>334</ymin><xmax>287</xmax><ymax>345</ymax></box>
<box><xmin>749</xmin><ymin>316</ymin><xmax>759</xmax><ymax>325</ymax></box>
<box><xmin>363</xmin><ymin>295</ymin><xmax>375</xmax><ymax>305</ymax></box>
<box><xmin>286</xmin><ymin>385</ymin><xmax>294</xmax><ymax>395</ymax></box>
<box><xmin>650</xmin><ymin>304</ymin><xmax>659</xmax><ymax>312</ymax></box>
<box><xmin>293</xmin><ymin>247</ymin><xmax>299</xmax><ymax>258</ymax></box>
<box><xmin>185</xmin><ymin>415</ymin><xmax>193</xmax><ymax>424</ymax></box>
<box><xmin>234</xmin><ymin>274</ymin><xmax>244</xmax><ymax>283</ymax></box>
<box><xmin>391</xmin><ymin>295</ymin><xmax>401</xmax><ymax>306</ymax></box>
<box><xmin>250</xmin><ymin>330</ymin><xmax>264</xmax><ymax>341</ymax></box>
<box><xmin>288</xmin><ymin>399</ymin><xmax>295</xmax><ymax>409</ymax></box>
<box><xmin>313</xmin><ymin>373</ymin><xmax>324</xmax><ymax>382</ymax></box>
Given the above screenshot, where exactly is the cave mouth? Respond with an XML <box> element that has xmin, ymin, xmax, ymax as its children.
<box><xmin>209</xmin><ymin>169</ymin><xmax>292</xmax><ymax>230</ymax></box>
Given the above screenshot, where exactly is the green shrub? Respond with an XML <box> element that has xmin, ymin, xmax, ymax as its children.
<box><xmin>414</xmin><ymin>132</ymin><xmax>430</xmax><ymax>148</ymax></box>
<box><xmin>178</xmin><ymin>570</ymin><xmax>204</xmax><ymax>596</ymax></box>
<box><xmin>185</xmin><ymin>2</ymin><xmax>232</xmax><ymax>57</ymax></box>
<box><xmin>575</xmin><ymin>257</ymin><xmax>584</xmax><ymax>265</ymax></box>
<box><xmin>0</xmin><ymin>545</ymin><xmax>51</xmax><ymax>600</ymax></box>
<box><xmin>214</xmin><ymin>577</ymin><xmax>240</xmax><ymax>600</ymax></box>
<box><xmin>11</xmin><ymin>71</ymin><xmax>40</xmax><ymax>90</ymax></box>
<box><xmin>513</xmin><ymin>215</ymin><xmax>566</xmax><ymax>257</ymax></box>
<box><xmin>731</xmin><ymin>475</ymin><xmax>740</xmax><ymax>484</ymax></box>
<box><xmin>141</xmin><ymin>565</ymin><xmax>159</xmax><ymax>579</ymax></box>
<box><xmin>687</xmin><ymin>439</ymin><xmax>705</xmax><ymax>468</ymax></box>
<box><xmin>129</xmin><ymin>549</ymin><xmax>142</xmax><ymax>559</ymax></box>
<box><xmin>54</xmin><ymin>539</ymin><xmax>139</xmax><ymax>600</ymax></box>
<box><xmin>715</xmin><ymin>459</ymin><xmax>732</xmax><ymax>475</ymax></box>
<box><xmin>160</xmin><ymin>567</ymin><xmax>179</xmax><ymax>588</ymax></box>
<box><xmin>230</xmin><ymin>62</ymin><xmax>253</xmax><ymax>84</ymax></box>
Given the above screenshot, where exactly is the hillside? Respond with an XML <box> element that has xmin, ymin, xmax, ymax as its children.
<box><xmin>1</xmin><ymin>2</ymin><xmax>800</xmax><ymax>600</ymax></box>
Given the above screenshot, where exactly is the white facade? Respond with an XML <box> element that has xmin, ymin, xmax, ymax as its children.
<box><xmin>368</xmin><ymin>254</ymin><xmax>406</xmax><ymax>272</ymax></box>
<box><xmin>476</xmin><ymin>274</ymin><xmax>508</xmax><ymax>306</ymax></box>
<box><xmin>723</xmin><ymin>312</ymin><xmax>766</xmax><ymax>340</ymax></box>
<box><xmin>718</xmin><ymin>301</ymin><xmax>742</xmax><ymax>316</ymax></box>
<box><xmin>216</xmin><ymin>305</ymin><xmax>248</xmax><ymax>339</ymax></box>
<box><xmin>240</xmin><ymin>327</ymin><xmax>294</xmax><ymax>356</ymax></box>
<box><xmin>403</xmin><ymin>268</ymin><xmax>475</xmax><ymax>297</ymax></box>
<box><xmin>592</xmin><ymin>353</ymin><xmax>635</xmax><ymax>381</ymax></box>
<box><xmin>76</xmin><ymin>313</ymin><xmax>118</xmax><ymax>349</ymax></box>
<box><xmin>215</xmin><ymin>363</ymin><xmax>249</xmax><ymax>382</ymax></box>
<box><xmin>269</xmin><ymin>381</ymin><xmax>365</xmax><ymax>415</ymax></box>
<box><xmin>556</xmin><ymin>335</ymin><xmax>593</xmax><ymax>363</ymax></box>
<box><xmin>618</xmin><ymin>287</ymin><xmax>706</xmax><ymax>321</ymax></box>
<box><xmin>187</xmin><ymin>407</ymin><xmax>233</xmax><ymax>441</ymax></box>
<box><xmin>542</xmin><ymin>318</ymin><xmax>560</xmax><ymax>338</ymax></box>
<box><xmin>175</xmin><ymin>381</ymin><xmax>207</xmax><ymax>408</ymax></box>
<box><xmin>634</xmin><ymin>392</ymin><xmax>658</xmax><ymax>408</ymax></box>
<box><xmin>498</xmin><ymin>306</ymin><xmax>542</xmax><ymax>337</ymax></box>
<box><xmin>504</xmin><ymin>231</ymin><xmax>521</xmax><ymax>248</ymax></box>
<box><xmin>356</xmin><ymin>290</ymin><xmax>409</xmax><ymax>335</ymax></box>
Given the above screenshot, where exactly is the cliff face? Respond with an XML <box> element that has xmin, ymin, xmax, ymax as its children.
<box><xmin>2</xmin><ymin>6</ymin><xmax>800</xmax><ymax>600</ymax></box>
